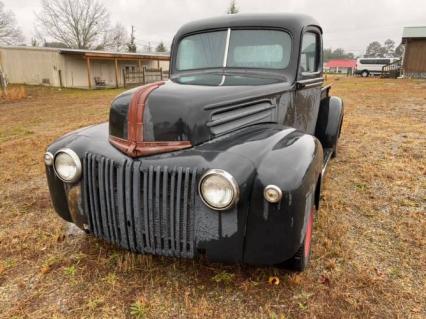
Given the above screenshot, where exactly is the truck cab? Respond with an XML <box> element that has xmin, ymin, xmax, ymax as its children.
<box><xmin>45</xmin><ymin>13</ymin><xmax>344</xmax><ymax>271</ymax></box>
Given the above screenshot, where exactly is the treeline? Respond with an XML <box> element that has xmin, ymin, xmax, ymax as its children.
<box><xmin>325</xmin><ymin>39</ymin><xmax>404</xmax><ymax>62</ymax></box>
<box><xmin>364</xmin><ymin>39</ymin><xmax>404</xmax><ymax>58</ymax></box>
<box><xmin>324</xmin><ymin>48</ymin><xmax>355</xmax><ymax>62</ymax></box>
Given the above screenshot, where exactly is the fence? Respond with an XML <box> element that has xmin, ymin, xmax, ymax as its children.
<box><xmin>381</xmin><ymin>59</ymin><xmax>402</xmax><ymax>79</ymax></box>
<box><xmin>123</xmin><ymin>68</ymin><xmax>169</xmax><ymax>87</ymax></box>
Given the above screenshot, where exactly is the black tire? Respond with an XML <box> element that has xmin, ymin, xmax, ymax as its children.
<box><xmin>361</xmin><ymin>70</ymin><xmax>369</xmax><ymax>77</ymax></box>
<box><xmin>279</xmin><ymin>207</ymin><xmax>315</xmax><ymax>272</ymax></box>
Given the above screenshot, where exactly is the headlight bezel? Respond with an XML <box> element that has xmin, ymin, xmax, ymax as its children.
<box><xmin>53</xmin><ymin>148</ymin><xmax>82</xmax><ymax>183</ymax></box>
<box><xmin>198</xmin><ymin>169</ymin><xmax>239</xmax><ymax>211</ymax></box>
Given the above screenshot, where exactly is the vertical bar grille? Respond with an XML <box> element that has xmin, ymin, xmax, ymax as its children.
<box><xmin>83</xmin><ymin>153</ymin><xmax>197</xmax><ymax>258</ymax></box>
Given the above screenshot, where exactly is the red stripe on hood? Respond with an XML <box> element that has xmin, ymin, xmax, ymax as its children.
<box><xmin>109</xmin><ymin>81</ymin><xmax>192</xmax><ymax>157</ymax></box>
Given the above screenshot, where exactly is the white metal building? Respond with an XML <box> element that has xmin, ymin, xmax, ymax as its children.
<box><xmin>0</xmin><ymin>46</ymin><xmax>170</xmax><ymax>89</ymax></box>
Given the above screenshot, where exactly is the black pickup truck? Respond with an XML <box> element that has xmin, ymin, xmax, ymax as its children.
<box><xmin>44</xmin><ymin>13</ymin><xmax>344</xmax><ymax>271</ymax></box>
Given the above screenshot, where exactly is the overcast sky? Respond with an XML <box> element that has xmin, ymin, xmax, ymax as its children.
<box><xmin>5</xmin><ymin>0</ymin><xmax>426</xmax><ymax>55</ymax></box>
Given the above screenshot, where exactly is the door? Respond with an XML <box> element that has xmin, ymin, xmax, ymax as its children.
<box><xmin>293</xmin><ymin>29</ymin><xmax>323</xmax><ymax>135</ymax></box>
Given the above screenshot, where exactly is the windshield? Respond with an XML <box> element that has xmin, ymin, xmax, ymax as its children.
<box><xmin>176</xmin><ymin>29</ymin><xmax>292</xmax><ymax>71</ymax></box>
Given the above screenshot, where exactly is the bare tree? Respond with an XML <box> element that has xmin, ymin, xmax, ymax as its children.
<box><xmin>227</xmin><ymin>0</ymin><xmax>239</xmax><ymax>14</ymax></box>
<box><xmin>384</xmin><ymin>39</ymin><xmax>395</xmax><ymax>56</ymax></box>
<box><xmin>0</xmin><ymin>1</ymin><xmax>24</xmax><ymax>45</ymax></box>
<box><xmin>365</xmin><ymin>41</ymin><xmax>383</xmax><ymax>57</ymax></box>
<box><xmin>144</xmin><ymin>41</ymin><xmax>152</xmax><ymax>53</ymax></box>
<box><xmin>365</xmin><ymin>39</ymin><xmax>400</xmax><ymax>58</ymax></box>
<box><xmin>98</xmin><ymin>23</ymin><xmax>128</xmax><ymax>51</ymax></box>
<box><xmin>35</xmin><ymin>0</ymin><xmax>110</xmax><ymax>49</ymax></box>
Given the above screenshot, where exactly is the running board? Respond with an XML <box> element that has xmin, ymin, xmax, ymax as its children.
<box><xmin>322</xmin><ymin>148</ymin><xmax>333</xmax><ymax>177</ymax></box>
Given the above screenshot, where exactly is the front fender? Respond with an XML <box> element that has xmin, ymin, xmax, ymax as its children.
<box><xmin>315</xmin><ymin>96</ymin><xmax>344</xmax><ymax>149</ymax></box>
<box><xmin>243</xmin><ymin>130</ymin><xmax>323</xmax><ymax>265</ymax></box>
<box><xmin>45</xmin><ymin>126</ymin><xmax>89</xmax><ymax>223</ymax></box>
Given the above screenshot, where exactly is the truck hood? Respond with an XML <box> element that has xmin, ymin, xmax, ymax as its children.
<box><xmin>109</xmin><ymin>74</ymin><xmax>293</xmax><ymax>153</ymax></box>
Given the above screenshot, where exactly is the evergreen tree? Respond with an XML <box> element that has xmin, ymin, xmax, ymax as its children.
<box><xmin>227</xmin><ymin>0</ymin><xmax>239</xmax><ymax>14</ymax></box>
<box><xmin>155</xmin><ymin>41</ymin><xmax>167</xmax><ymax>52</ymax></box>
<box><xmin>127</xmin><ymin>25</ymin><xmax>137</xmax><ymax>52</ymax></box>
<box><xmin>394</xmin><ymin>43</ymin><xmax>404</xmax><ymax>57</ymax></box>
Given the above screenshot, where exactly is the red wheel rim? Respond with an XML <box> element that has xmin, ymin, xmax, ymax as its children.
<box><xmin>304</xmin><ymin>208</ymin><xmax>315</xmax><ymax>257</ymax></box>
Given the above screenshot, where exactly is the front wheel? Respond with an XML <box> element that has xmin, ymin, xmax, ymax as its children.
<box><xmin>280</xmin><ymin>207</ymin><xmax>315</xmax><ymax>272</ymax></box>
<box><xmin>361</xmin><ymin>70</ymin><xmax>369</xmax><ymax>77</ymax></box>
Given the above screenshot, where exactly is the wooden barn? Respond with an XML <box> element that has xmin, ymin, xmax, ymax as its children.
<box><xmin>402</xmin><ymin>26</ymin><xmax>426</xmax><ymax>78</ymax></box>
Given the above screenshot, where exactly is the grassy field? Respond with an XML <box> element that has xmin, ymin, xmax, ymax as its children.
<box><xmin>0</xmin><ymin>78</ymin><xmax>425</xmax><ymax>318</ymax></box>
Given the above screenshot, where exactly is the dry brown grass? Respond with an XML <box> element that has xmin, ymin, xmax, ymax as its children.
<box><xmin>0</xmin><ymin>79</ymin><xmax>425</xmax><ymax>318</ymax></box>
<box><xmin>0</xmin><ymin>85</ymin><xmax>28</xmax><ymax>102</ymax></box>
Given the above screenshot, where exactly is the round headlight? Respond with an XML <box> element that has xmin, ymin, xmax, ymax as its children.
<box><xmin>53</xmin><ymin>149</ymin><xmax>82</xmax><ymax>183</ymax></box>
<box><xmin>199</xmin><ymin>169</ymin><xmax>239</xmax><ymax>210</ymax></box>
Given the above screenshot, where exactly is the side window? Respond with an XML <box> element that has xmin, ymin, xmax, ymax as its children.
<box><xmin>299</xmin><ymin>32</ymin><xmax>319</xmax><ymax>73</ymax></box>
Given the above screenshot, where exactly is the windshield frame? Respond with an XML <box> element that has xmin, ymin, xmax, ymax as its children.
<box><xmin>172</xmin><ymin>27</ymin><xmax>294</xmax><ymax>76</ymax></box>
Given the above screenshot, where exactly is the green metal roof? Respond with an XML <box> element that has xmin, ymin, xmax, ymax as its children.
<box><xmin>402</xmin><ymin>26</ymin><xmax>426</xmax><ymax>39</ymax></box>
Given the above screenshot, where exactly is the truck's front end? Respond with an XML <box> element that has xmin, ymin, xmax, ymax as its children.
<box><xmin>45</xmin><ymin>13</ymin><xmax>325</xmax><ymax>268</ymax></box>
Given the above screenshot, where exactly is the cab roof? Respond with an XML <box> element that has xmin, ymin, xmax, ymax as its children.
<box><xmin>174</xmin><ymin>13</ymin><xmax>322</xmax><ymax>39</ymax></box>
